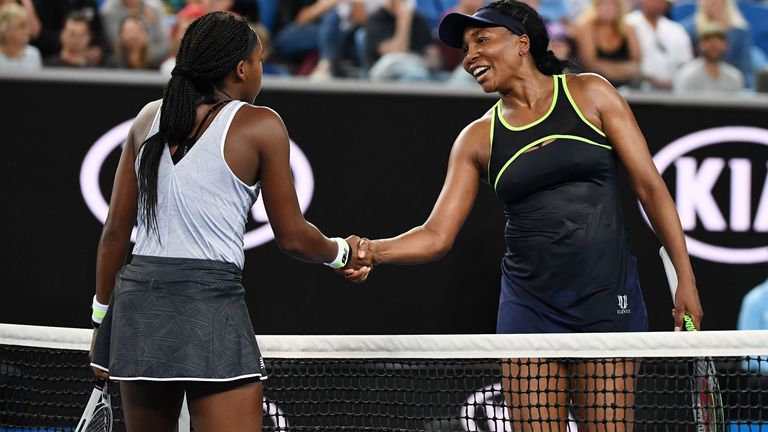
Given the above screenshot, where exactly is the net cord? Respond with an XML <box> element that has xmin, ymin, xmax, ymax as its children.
<box><xmin>2</xmin><ymin>323</ymin><xmax>768</xmax><ymax>359</ymax></box>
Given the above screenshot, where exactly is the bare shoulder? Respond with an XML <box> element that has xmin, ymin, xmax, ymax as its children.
<box><xmin>129</xmin><ymin>99</ymin><xmax>162</xmax><ymax>153</ymax></box>
<box><xmin>459</xmin><ymin>108</ymin><xmax>493</xmax><ymax>142</ymax></box>
<box><xmin>565</xmin><ymin>73</ymin><xmax>614</xmax><ymax>93</ymax></box>
<box><xmin>565</xmin><ymin>73</ymin><xmax>624</xmax><ymax>109</ymax></box>
<box><xmin>236</xmin><ymin>104</ymin><xmax>287</xmax><ymax>133</ymax></box>
<box><xmin>232</xmin><ymin>104</ymin><xmax>289</xmax><ymax>150</ymax></box>
<box><xmin>451</xmin><ymin>109</ymin><xmax>494</xmax><ymax>174</ymax></box>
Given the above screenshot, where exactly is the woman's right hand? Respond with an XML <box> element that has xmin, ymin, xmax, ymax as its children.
<box><xmin>343</xmin><ymin>237</ymin><xmax>375</xmax><ymax>283</ymax></box>
<box><xmin>88</xmin><ymin>328</ymin><xmax>110</xmax><ymax>380</ymax></box>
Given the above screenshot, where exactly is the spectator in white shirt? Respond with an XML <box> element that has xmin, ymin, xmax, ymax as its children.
<box><xmin>625</xmin><ymin>0</ymin><xmax>693</xmax><ymax>89</ymax></box>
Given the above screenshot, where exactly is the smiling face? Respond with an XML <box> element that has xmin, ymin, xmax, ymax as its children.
<box><xmin>461</xmin><ymin>26</ymin><xmax>526</xmax><ymax>93</ymax></box>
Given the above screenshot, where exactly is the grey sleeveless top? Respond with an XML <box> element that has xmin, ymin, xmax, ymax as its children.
<box><xmin>133</xmin><ymin>101</ymin><xmax>260</xmax><ymax>269</ymax></box>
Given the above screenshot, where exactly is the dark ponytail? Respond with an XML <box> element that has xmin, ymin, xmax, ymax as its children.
<box><xmin>137</xmin><ymin>12</ymin><xmax>257</xmax><ymax>237</ymax></box>
<box><xmin>482</xmin><ymin>0</ymin><xmax>571</xmax><ymax>75</ymax></box>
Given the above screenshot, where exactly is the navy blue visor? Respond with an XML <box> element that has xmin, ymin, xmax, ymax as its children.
<box><xmin>438</xmin><ymin>8</ymin><xmax>526</xmax><ymax>49</ymax></box>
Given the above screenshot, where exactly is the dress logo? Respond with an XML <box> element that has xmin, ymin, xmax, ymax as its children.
<box><xmin>617</xmin><ymin>295</ymin><xmax>631</xmax><ymax>314</ymax></box>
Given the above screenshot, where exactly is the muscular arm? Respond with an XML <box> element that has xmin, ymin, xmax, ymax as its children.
<box><xmin>568</xmin><ymin>74</ymin><xmax>702</xmax><ymax>329</ymax></box>
<box><xmin>366</xmin><ymin>120</ymin><xmax>486</xmax><ymax>265</ymax></box>
<box><xmin>246</xmin><ymin>107</ymin><xmax>339</xmax><ymax>263</ymax></box>
<box><xmin>94</xmin><ymin>100</ymin><xmax>160</xmax><ymax>305</ymax></box>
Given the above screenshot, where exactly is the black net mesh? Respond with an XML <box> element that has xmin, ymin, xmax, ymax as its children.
<box><xmin>1</xmin><ymin>342</ymin><xmax>767</xmax><ymax>431</ymax></box>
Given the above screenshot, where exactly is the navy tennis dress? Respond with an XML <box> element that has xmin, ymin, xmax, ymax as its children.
<box><xmin>491</xmin><ymin>75</ymin><xmax>648</xmax><ymax>334</ymax></box>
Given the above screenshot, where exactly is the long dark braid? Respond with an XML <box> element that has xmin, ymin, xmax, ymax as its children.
<box><xmin>482</xmin><ymin>0</ymin><xmax>572</xmax><ymax>75</ymax></box>
<box><xmin>137</xmin><ymin>12</ymin><xmax>257</xmax><ymax>238</ymax></box>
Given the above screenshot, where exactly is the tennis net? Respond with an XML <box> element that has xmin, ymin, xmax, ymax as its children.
<box><xmin>1</xmin><ymin>323</ymin><xmax>767</xmax><ymax>431</ymax></box>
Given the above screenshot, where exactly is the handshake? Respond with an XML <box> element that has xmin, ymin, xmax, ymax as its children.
<box><xmin>339</xmin><ymin>236</ymin><xmax>377</xmax><ymax>284</ymax></box>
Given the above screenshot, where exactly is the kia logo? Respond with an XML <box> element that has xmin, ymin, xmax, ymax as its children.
<box><xmin>642</xmin><ymin>126</ymin><xmax>767</xmax><ymax>264</ymax></box>
<box><xmin>80</xmin><ymin>120</ymin><xmax>314</xmax><ymax>250</ymax></box>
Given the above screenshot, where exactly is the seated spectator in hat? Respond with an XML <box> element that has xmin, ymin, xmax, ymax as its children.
<box><xmin>0</xmin><ymin>2</ymin><xmax>41</xmax><ymax>70</ymax></box>
<box><xmin>674</xmin><ymin>23</ymin><xmax>744</xmax><ymax>93</ymax></box>
<box><xmin>572</xmin><ymin>0</ymin><xmax>641</xmax><ymax>88</ymax></box>
<box><xmin>159</xmin><ymin>3</ymin><xmax>205</xmax><ymax>75</ymax></box>
<box><xmin>680</xmin><ymin>0</ymin><xmax>755</xmax><ymax>87</ymax></box>
<box><xmin>364</xmin><ymin>0</ymin><xmax>436</xmax><ymax>81</ymax></box>
<box><xmin>102</xmin><ymin>0</ymin><xmax>170</xmax><ymax>66</ymax></box>
<box><xmin>0</xmin><ymin>0</ymin><xmax>39</xmax><ymax>38</ymax></box>
<box><xmin>625</xmin><ymin>0</ymin><xmax>693</xmax><ymax>89</ymax></box>
<box><xmin>108</xmin><ymin>15</ymin><xmax>157</xmax><ymax>69</ymax></box>
<box><xmin>31</xmin><ymin>0</ymin><xmax>108</xmax><ymax>64</ymax></box>
<box><xmin>45</xmin><ymin>11</ymin><xmax>96</xmax><ymax>67</ymax></box>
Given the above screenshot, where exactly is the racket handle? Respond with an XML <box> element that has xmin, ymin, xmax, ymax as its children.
<box><xmin>659</xmin><ymin>246</ymin><xmax>678</xmax><ymax>300</ymax></box>
<box><xmin>683</xmin><ymin>314</ymin><xmax>698</xmax><ymax>332</ymax></box>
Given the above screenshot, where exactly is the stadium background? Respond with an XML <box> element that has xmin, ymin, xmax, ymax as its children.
<box><xmin>0</xmin><ymin>71</ymin><xmax>766</xmax><ymax>334</ymax></box>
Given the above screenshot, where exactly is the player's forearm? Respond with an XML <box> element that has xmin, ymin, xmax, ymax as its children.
<box><xmin>372</xmin><ymin>225</ymin><xmax>452</xmax><ymax>265</ymax></box>
<box><xmin>638</xmin><ymin>181</ymin><xmax>696</xmax><ymax>286</ymax></box>
<box><xmin>275</xmin><ymin>220</ymin><xmax>338</xmax><ymax>264</ymax></box>
<box><xmin>94</xmin><ymin>228</ymin><xmax>132</xmax><ymax>304</ymax></box>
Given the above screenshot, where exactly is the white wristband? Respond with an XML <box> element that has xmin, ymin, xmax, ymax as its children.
<box><xmin>92</xmin><ymin>295</ymin><xmax>108</xmax><ymax>325</ymax></box>
<box><xmin>324</xmin><ymin>237</ymin><xmax>350</xmax><ymax>269</ymax></box>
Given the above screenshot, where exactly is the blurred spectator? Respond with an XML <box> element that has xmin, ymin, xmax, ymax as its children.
<box><xmin>201</xmin><ymin>0</ymin><xmax>234</xmax><ymax>12</ymax></box>
<box><xmin>102</xmin><ymin>0</ymin><xmax>170</xmax><ymax>66</ymax></box>
<box><xmin>0</xmin><ymin>2</ymin><xmax>41</xmax><ymax>70</ymax></box>
<box><xmin>737</xmin><ymin>279</ymin><xmax>768</xmax><ymax>373</ymax></box>
<box><xmin>680</xmin><ymin>0</ymin><xmax>755</xmax><ymax>87</ymax></box>
<box><xmin>572</xmin><ymin>0</ymin><xmax>641</xmax><ymax>88</ymax></box>
<box><xmin>31</xmin><ymin>0</ymin><xmax>108</xmax><ymax>64</ymax></box>
<box><xmin>547</xmin><ymin>20</ymin><xmax>576</xmax><ymax>64</ymax></box>
<box><xmin>251</xmin><ymin>21</ymin><xmax>290</xmax><ymax>76</ymax></box>
<box><xmin>0</xmin><ymin>0</ymin><xmax>40</xmax><ymax>38</ymax></box>
<box><xmin>364</xmin><ymin>0</ymin><xmax>435</xmax><ymax>81</ymax></box>
<box><xmin>757</xmin><ymin>66</ymin><xmax>768</xmax><ymax>92</ymax></box>
<box><xmin>309</xmin><ymin>0</ymin><xmax>381</xmax><ymax>79</ymax></box>
<box><xmin>159</xmin><ymin>3</ymin><xmax>204</xmax><ymax>75</ymax></box>
<box><xmin>625</xmin><ymin>0</ymin><xmax>693</xmax><ymax>89</ymax></box>
<box><xmin>271</xmin><ymin>0</ymin><xmax>338</xmax><ymax>72</ymax></box>
<box><xmin>108</xmin><ymin>15</ymin><xmax>156</xmax><ymax>69</ymax></box>
<box><xmin>45</xmin><ymin>10</ymin><xmax>96</xmax><ymax>67</ymax></box>
<box><xmin>674</xmin><ymin>24</ymin><xmax>744</xmax><ymax>92</ymax></box>
<box><xmin>538</xmin><ymin>0</ymin><xmax>570</xmax><ymax>22</ymax></box>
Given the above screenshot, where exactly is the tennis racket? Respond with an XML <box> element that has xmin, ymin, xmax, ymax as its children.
<box><xmin>660</xmin><ymin>246</ymin><xmax>724</xmax><ymax>431</ymax></box>
<box><xmin>75</xmin><ymin>379</ymin><xmax>113</xmax><ymax>432</ymax></box>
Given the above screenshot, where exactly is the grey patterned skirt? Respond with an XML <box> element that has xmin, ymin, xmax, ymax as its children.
<box><xmin>91</xmin><ymin>255</ymin><xmax>267</xmax><ymax>381</ymax></box>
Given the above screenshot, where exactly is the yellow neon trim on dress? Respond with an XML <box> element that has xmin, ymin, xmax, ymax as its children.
<box><xmin>561</xmin><ymin>75</ymin><xmax>606</xmax><ymax>137</ymax></box>
<box><xmin>496</xmin><ymin>75</ymin><xmax>559</xmax><ymax>131</ymax></box>
<box><xmin>488</xmin><ymin>108</ymin><xmax>496</xmax><ymax>183</ymax></box>
<box><xmin>493</xmin><ymin>134</ymin><xmax>612</xmax><ymax>191</ymax></box>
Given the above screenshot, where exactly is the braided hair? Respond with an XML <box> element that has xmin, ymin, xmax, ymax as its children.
<box><xmin>137</xmin><ymin>12</ymin><xmax>257</xmax><ymax>237</ymax></box>
<box><xmin>482</xmin><ymin>0</ymin><xmax>570</xmax><ymax>75</ymax></box>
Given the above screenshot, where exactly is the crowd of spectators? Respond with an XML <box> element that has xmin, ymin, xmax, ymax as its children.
<box><xmin>0</xmin><ymin>0</ymin><xmax>767</xmax><ymax>93</ymax></box>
